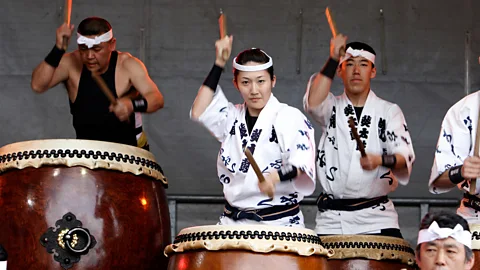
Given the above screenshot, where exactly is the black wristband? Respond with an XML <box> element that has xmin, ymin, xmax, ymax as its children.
<box><xmin>203</xmin><ymin>64</ymin><xmax>223</xmax><ymax>92</ymax></box>
<box><xmin>278</xmin><ymin>166</ymin><xmax>298</xmax><ymax>182</ymax></box>
<box><xmin>448</xmin><ymin>165</ymin><xmax>464</xmax><ymax>184</ymax></box>
<box><xmin>44</xmin><ymin>45</ymin><xmax>65</xmax><ymax>68</ymax></box>
<box><xmin>320</xmin><ymin>57</ymin><xmax>339</xmax><ymax>80</ymax></box>
<box><xmin>382</xmin><ymin>154</ymin><xmax>397</xmax><ymax>168</ymax></box>
<box><xmin>132</xmin><ymin>97</ymin><xmax>148</xmax><ymax>112</ymax></box>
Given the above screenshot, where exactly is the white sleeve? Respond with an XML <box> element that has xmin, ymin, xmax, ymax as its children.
<box><xmin>385</xmin><ymin>104</ymin><xmax>415</xmax><ymax>186</ymax></box>
<box><xmin>276</xmin><ymin>107</ymin><xmax>316</xmax><ymax>196</ymax></box>
<box><xmin>303</xmin><ymin>72</ymin><xmax>336</xmax><ymax>127</ymax></box>
<box><xmin>190</xmin><ymin>85</ymin><xmax>234</xmax><ymax>143</ymax></box>
<box><xmin>428</xmin><ymin>106</ymin><xmax>471</xmax><ymax>194</ymax></box>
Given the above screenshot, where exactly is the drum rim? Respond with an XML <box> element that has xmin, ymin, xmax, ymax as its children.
<box><xmin>0</xmin><ymin>139</ymin><xmax>167</xmax><ymax>185</ymax></box>
<box><xmin>319</xmin><ymin>234</ymin><xmax>416</xmax><ymax>265</ymax></box>
<box><xmin>165</xmin><ymin>224</ymin><xmax>334</xmax><ymax>258</ymax></box>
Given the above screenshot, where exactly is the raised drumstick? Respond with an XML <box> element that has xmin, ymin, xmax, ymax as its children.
<box><xmin>218</xmin><ymin>9</ymin><xmax>229</xmax><ymax>60</ymax></box>
<box><xmin>325</xmin><ymin>6</ymin><xmax>345</xmax><ymax>57</ymax></box>
<box><xmin>348</xmin><ymin>117</ymin><xmax>367</xmax><ymax>157</ymax></box>
<box><xmin>245</xmin><ymin>148</ymin><xmax>274</xmax><ymax>199</ymax></box>
<box><xmin>63</xmin><ymin>0</ymin><xmax>72</xmax><ymax>51</ymax></box>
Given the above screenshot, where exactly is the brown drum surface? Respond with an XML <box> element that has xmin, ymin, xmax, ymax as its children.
<box><xmin>0</xmin><ymin>140</ymin><xmax>170</xmax><ymax>270</ymax></box>
<box><xmin>473</xmin><ymin>250</ymin><xmax>480</xmax><ymax>270</ymax></box>
<box><xmin>323</xmin><ymin>259</ymin><xmax>417</xmax><ymax>270</ymax></box>
<box><xmin>168</xmin><ymin>250</ymin><xmax>327</xmax><ymax>270</ymax></box>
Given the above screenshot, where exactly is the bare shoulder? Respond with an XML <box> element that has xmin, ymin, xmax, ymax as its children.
<box><xmin>117</xmin><ymin>51</ymin><xmax>145</xmax><ymax>69</ymax></box>
<box><xmin>63</xmin><ymin>50</ymin><xmax>83</xmax><ymax>70</ymax></box>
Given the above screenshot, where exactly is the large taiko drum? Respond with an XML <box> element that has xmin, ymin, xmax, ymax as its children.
<box><xmin>0</xmin><ymin>139</ymin><xmax>171</xmax><ymax>269</ymax></box>
<box><xmin>164</xmin><ymin>225</ymin><xmax>334</xmax><ymax>270</ymax></box>
<box><xmin>469</xmin><ymin>223</ymin><xmax>480</xmax><ymax>269</ymax></box>
<box><xmin>320</xmin><ymin>235</ymin><xmax>417</xmax><ymax>270</ymax></box>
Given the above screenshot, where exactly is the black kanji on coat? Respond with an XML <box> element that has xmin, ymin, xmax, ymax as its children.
<box><xmin>270</xmin><ymin>126</ymin><xmax>278</xmax><ymax>143</ymax></box>
<box><xmin>344</xmin><ymin>104</ymin><xmax>354</xmax><ymax>116</ymax></box>
<box><xmin>361</xmin><ymin>115</ymin><xmax>372</xmax><ymax>128</ymax></box>
<box><xmin>239</xmin><ymin>123</ymin><xmax>248</xmax><ymax>139</ymax></box>
<box><xmin>250</xmin><ymin>129</ymin><xmax>262</xmax><ymax>142</ymax></box>
<box><xmin>239</xmin><ymin>158</ymin><xmax>250</xmax><ymax>173</ymax></box>
<box><xmin>229</xmin><ymin>119</ymin><xmax>238</xmax><ymax>135</ymax></box>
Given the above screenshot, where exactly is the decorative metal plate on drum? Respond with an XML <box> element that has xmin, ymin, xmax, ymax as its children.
<box><xmin>40</xmin><ymin>212</ymin><xmax>96</xmax><ymax>269</ymax></box>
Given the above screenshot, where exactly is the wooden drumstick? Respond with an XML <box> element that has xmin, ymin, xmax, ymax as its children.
<box><xmin>348</xmin><ymin>117</ymin><xmax>367</xmax><ymax>157</ymax></box>
<box><xmin>63</xmin><ymin>0</ymin><xmax>72</xmax><ymax>51</ymax></box>
<box><xmin>245</xmin><ymin>148</ymin><xmax>274</xmax><ymax>199</ymax></box>
<box><xmin>91</xmin><ymin>73</ymin><xmax>117</xmax><ymax>105</ymax></box>
<box><xmin>325</xmin><ymin>6</ymin><xmax>345</xmax><ymax>57</ymax></box>
<box><xmin>218</xmin><ymin>9</ymin><xmax>229</xmax><ymax>60</ymax></box>
<box><xmin>470</xmin><ymin>109</ymin><xmax>480</xmax><ymax>194</ymax></box>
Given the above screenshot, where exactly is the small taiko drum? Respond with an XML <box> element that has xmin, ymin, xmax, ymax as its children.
<box><xmin>0</xmin><ymin>139</ymin><xmax>171</xmax><ymax>269</ymax></box>
<box><xmin>320</xmin><ymin>235</ymin><xmax>416</xmax><ymax>270</ymax></box>
<box><xmin>469</xmin><ymin>223</ymin><xmax>480</xmax><ymax>270</ymax></box>
<box><xmin>164</xmin><ymin>225</ymin><xmax>333</xmax><ymax>270</ymax></box>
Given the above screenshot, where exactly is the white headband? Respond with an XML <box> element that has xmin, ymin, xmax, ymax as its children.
<box><xmin>339</xmin><ymin>47</ymin><xmax>376</xmax><ymax>65</ymax></box>
<box><xmin>77</xmin><ymin>29</ymin><xmax>113</xmax><ymax>48</ymax></box>
<box><xmin>417</xmin><ymin>221</ymin><xmax>472</xmax><ymax>249</ymax></box>
<box><xmin>232</xmin><ymin>49</ymin><xmax>273</xmax><ymax>72</ymax></box>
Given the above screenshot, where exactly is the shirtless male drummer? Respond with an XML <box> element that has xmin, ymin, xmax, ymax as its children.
<box><xmin>31</xmin><ymin>17</ymin><xmax>164</xmax><ymax>149</ymax></box>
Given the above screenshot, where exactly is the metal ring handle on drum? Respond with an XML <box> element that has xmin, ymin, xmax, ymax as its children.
<box><xmin>64</xmin><ymin>227</ymin><xmax>92</xmax><ymax>254</ymax></box>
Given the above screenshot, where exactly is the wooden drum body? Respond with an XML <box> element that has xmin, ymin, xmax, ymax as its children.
<box><xmin>165</xmin><ymin>225</ymin><xmax>333</xmax><ymax>270</ymax></box>
<box><xmin>0</xmin><ymin>139</ymin><xmax>171</xmax><ymax>269</ymax></box>
<box><xmin>320</xmin><ymin>235</ymin><xmax>416</xmax><ymax>270</ymax></box>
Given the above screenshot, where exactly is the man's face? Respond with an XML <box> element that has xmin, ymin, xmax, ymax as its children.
<box><xmin>78</xmin><ymin>37</ymin><xmax>116</xmax><ymax>73</ymax></box>
<box><xmin>416</xmin><ymin>238</ymin><xmax>474</xmax><ymax>270</ymax></box>
<box><xmin>338</xmin><ymin>56</ymin><xmax>376</xmax><ymax>96</ymax></box>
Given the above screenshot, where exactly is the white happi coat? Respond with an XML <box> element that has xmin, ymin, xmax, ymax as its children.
<box><xmin>303</xmin><ymin>73</ymin><xmax>415</xmax><ymax>235</ymax></box>
<box><xmin>429</xmin><ymin>91</ymin><xmax>480</xmax><ymax>224</ymax></box>
<box><xmin>192</xmin><ymin>86</ymin><xmax>316</xmax><ymax>227</ymax></box>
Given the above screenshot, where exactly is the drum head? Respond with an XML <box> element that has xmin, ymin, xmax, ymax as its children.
<box><xmin>0</xmin><ymin>139</ymin><xmax>167</xmax><ymax>185</ymax></box>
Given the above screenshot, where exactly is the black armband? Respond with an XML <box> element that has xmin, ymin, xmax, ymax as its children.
<box><xmin>203</xmin><ymin>64</ymin><xmax>223</xmax><ymax>92</ymax></box>
<box><xmin>320</xmin><ymin>57</ymin><xmax>339</xmax><ymax>80</ymax></box>
<box><xmin>132</xmin><ymin>97</ymin><xmax>148</xmax><ymax>112</ymax></box>
<box><xmin>0</xmin><ymin>244</ymin><xmax>7</xmax><ymax>261</ymax></box>
<box><xmin>448</xmin><ymin>165</ymin><xmax>464</xmax><ymax>184</ymax></box>
<box><xmin>382</xmin><ymin>154</ymin><xmax>397</xmax><ymax>168</ymax></box>
<box><xmin>278</xmin><ymin>166</ymin><xmax>299</xmax><ymax>182</ymax></box>
<box><xmin>44</xmin><ymin>45</ymin><xmax>65</xmax><ymax>68</ymax></box>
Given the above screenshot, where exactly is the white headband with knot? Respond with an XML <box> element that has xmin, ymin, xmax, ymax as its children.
<box><xmin>417</xmin><ymin>221</ymin><xmax>472</xmax><ymax>248</ymax></box>
<box><xmin>232</xmin><ymin>49</ymin><xmax>273</xmax><ymax>72</ymax></box>
<box><xmin>339</xmin><ymin>47</ymin><xmax>376</xmax><ymax>65</ymax></box>
<box><xmin>77</xmin><ymin>29</ymin><xmax>113</xmax><ymax>48</ymax></box>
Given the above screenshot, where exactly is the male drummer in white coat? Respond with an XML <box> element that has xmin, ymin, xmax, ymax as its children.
<box><xmin>190</xmin><ymin>36</ymin><xmax>317</xmax><ymax>227</ymax></box>
<box><xmin>429</xmin><ymin>67</ymin><xmax>480</xmax><ymax>224</ymax></box>
<box><xmin>303</xmin><ymin>35</ymin><xmax>415</xmax><ymax>238</ymax></box>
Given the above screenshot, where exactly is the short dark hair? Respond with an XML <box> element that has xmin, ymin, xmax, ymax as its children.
<box><xmin>416</xmin><ymin>211</ymin><xmax>473</xmax><ymax>263</ymax></box>
<box><xmin>343</xmin><ymin>41</ymin><xmax>376</xmax><ymax>68</ymax></box>
<box><xmin>77</xmin><ymin>17</ymin><xmax>112</xmax><ymax>36</ymax></box>
<box><xmin>233</xmin><ymin>48</ymin><xmax>274</xmax><ymax>80</ymax></box>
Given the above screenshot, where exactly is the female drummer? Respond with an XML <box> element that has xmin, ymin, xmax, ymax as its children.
<box><xmin>190</xmin><ymin>35</ymin><xmax>316</xmax><ymax>227</ymax></box>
